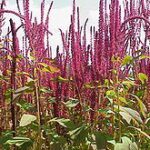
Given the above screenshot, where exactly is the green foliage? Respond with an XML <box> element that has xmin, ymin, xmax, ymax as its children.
<box><xmin>138</xmin><ymin>73</ymin><xmax>148</xmax><ymax>84</ymax></box>
<box><xmin>19</xmin><ymin>114</ymin><xmax>37</xmax><ymax>127</ymax></box>
<box><xmin>5</xmin><ymin>137</ymin><xmax>33</xmax><ymax>150</ymax></box>
<box><xmin>114</xmin><ymin>137</ymin><xmax>138</xmax><ymax>150</ymax></box>
<box><xmin>63</xmin><ymin>98</ymin><xmax>79</xmax><ymax>108</ymax></box>
<box><xmin>106</xmin><ymin>90</ymin><xmax>117</xmax><ymax>100</ymax></box>
<box><xmin>0</xmin><ymin>131</ymin><xmax>14</xmax><ymax>150</ymax></box>
<box><xmin>118</xmin><ymin>106</ymin><xmax>143</xmax><ymax>124</ymax></box>
<box><xmin>122</xmin><ymin>55</ymin><xmax>133</xmax><ymax>66</ymax></box>
<box><xmin>16</xmin><ymin>100</ymin><xmax>33</xmax><ymax>111</ymax></box>
<box><xmin>49</xmin><ymin>118</ymin><xmax>75</xmax><ymax>129</ymax></box>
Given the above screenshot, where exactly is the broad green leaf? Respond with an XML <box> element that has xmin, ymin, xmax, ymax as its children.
<box><xmin>114</xmin><ymin>143</ymin><xmax>129</xmax><ymax>150</ymax></box>
<box><xmin>20</xmin><ymin>114</ymin><xmax>37</xmax><ymax>127</ymax></box>
<box><xmin>0</xmin><ymin>130</ymin><xmax>14</xmax><ymax>146</ymax></box>
<box><xmin>136</xmin><ymin>90</ymin><xmax>144</xmax><ymax>98</ymax></box>
<box><xmin>114</xmin><ymin>137</ymin><xmax>138</xmax><ymax>150</ymax></box>
<box><xmin>13</xmin><ymin>93</ymin><xmax>22</xmax><ymax>101</ymax></box>
<box><xmin>119</xmin><ymin>97</ymin><xmax>128</xmax><ymax>104</ymax></box>
<box><xmin>26</xmin><ymin>77</ymin><xmax>36</xmax><ymax>87</ymax></box>
<box><xmin>49</xmin><ymin>118</ymin><xmax>75</xmax><ymax>129</ymax></box>
<box><xmin>94</xmin><ymin>132</ymin><xmax>107</xmax><ymax>149</ymax></box>
<box><xmin>39</xmin><ymin>63</ymin><xmax>60</xmax><ymax>73</ymax></box>
<box><xmin>98</xmin><ymin>109</ymin><xmax>111</xmax><ymax>117</ymax></box>
<box><xmin>106</xmin><ymin>90</ymin><xmax>116</xmax><ymax>100</ymax></box>
<box><xmin>122</xmin><ymin>80</ymin><xmax>135</xmax><ymax>89</ymax></box>
<box><xmin>138</xmin><ymin>73</ymin><xmax>148</xmax><ymax>84</ymax></box>
<box><xmin>119</xmin><ymin>106</ymin><xmax>143</xmax><ymax>124</ymax></box>
<box><xmin>120</xmin><ymin>112</ymin><xmax>132</xmax><ymax>124</ymax></box>
<box><xmin>130</xmin><ymin>94</ymin><xmax>147</xmax><ymax>118</ymax></box>
<box><xmin>108</xmin><ymin>137</ymin><xmax>138</xmax><ymax>150</ymax></box>
<box><xmin>15</xmin><ymin>86</ymin><xmax>29</xmax><ymax>93</ymax></box>
<box><xmin>114</xmin><ymin>142</ymin><xmax>138</xmax><ymax>150</ymax></box>
<box><xmin>130</xmin><ymin>142</ymin><xmax>138</xmax><ymax>150</ymax></box>
<box><xmin>121</xmin><ymin>136</ymin><xmax>132</xmax><ymax>145</ymax></box>
<box><xmin>122</xmin><ymin>55</ymin><xmax>133</xmax><ymax>66</ymax></box>
<box><xmin>5</xmin><ymin>137</ymin><xmax>32</xmax><ymax>147</ymax></box>
<box><xmin>63</xmin><ymin>98</ymin><xmax>79</xmax><ymax>108</ymax></box>
<box><xmin>16</xmin><ymin>100</ymin><xmax>33</xmax><ymax>111</ymax></box>
<box><xmin>69</xmin><ymin>125</ymin><xmax>89</xmax><ymax>142</ymax></box>
<box><xmin>107</xmin><ymin>140</ymin><xmax>116</xmax><ymax>145</ymax></box>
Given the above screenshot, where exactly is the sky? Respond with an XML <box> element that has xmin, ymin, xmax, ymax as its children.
<box><xmin>3</xmin><ymin>0</ymin><xmax>99</xmax><ymax>52</ymax></box>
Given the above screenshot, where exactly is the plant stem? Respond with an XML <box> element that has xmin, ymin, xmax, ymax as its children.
<box><xmin>10</xmin><ymin>19</ymin><xmax>17</xmax><ymax>137</ymax></box>
<box><xmin>116</xmin><ymin>72</ymin><xmax>121</xmax><ymax>142</ymax></box>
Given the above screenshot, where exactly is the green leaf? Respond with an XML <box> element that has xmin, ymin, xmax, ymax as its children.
<box><xmin>20</xmin><ymin>114</ymin><xmax>37</xmax><ymax>127</ymax></box>
<box><xmin>138</xmin><ymin>73</ymin><xmax>148</xmax><ymax>84</ymax></box>
<box><xmin>57</xmin><ymin>76</ymin><xmax>70</xmax><ymax>82</ymax></box>
<box><xmin>0</xmin><ymin>130</ymin><xmax>14</xmax><ymax>146</ymax></box>
<box><xmin>28</xmin><ymin>52</ymin><xmax>35</xmax><ymax>61</ymax></box>
<box><xmin>122</xmin><ymin>80</ymin><xmax>135</xmax><ymax>89</ymax></box>
<box><xmin>130</xmin><ymin>94</ymin><xmax>147</xmax><ymax>118</ymax></box>
<box><xmin>5</xmin><ymin>137</ymin><xmax>32</xmax><ymax>147</ymax></box>
<box><xmin>69</xmin><ymin>125</ymin><xmax>89</xmax><ymax>142</ymax></box>
<box><xmin>26</xmin><ymin>77</ymin><xmax>36</xmax><ymax>87</ymax></box>
<box><xmin>63</xmin><ymin>98</ymin><xmax>79</xmax><ymax>108</ymax></box>
<box><xmin>84</xmin><ymin>83</ymin><xmax>93</xmax><ymax>89</ymax></box>
<box><xmin>129</xmin><ymin>127</ymin><xmax>150</xmax><ymax>140</ymax></box>
<box><xmin>120</xmin><ymin>112</ymin><xmax>132</xmax><ymax>124</ymax></box>
<box><xmin>119</xmin><ymin>106</ymin><xmax>143</xmax><ymax>124</ymax></box>
<box><xmin>49</xmin><ymin>118</ymin><xmax>75</xmax><ymax>129</ymax></box>
<box><xmin>114</xmin><ymin>143</ymin><xmax>129</xmax><ymax>150</ymax></box>
<box><xmin>139</xmin><ymin>55</ymin><xmax>150</xmax><ymax>60</ymax></box>
<box><xmin>104</xmin><ymin>79</ymin><xmax>109</xmax><ymax>87</ymax></box>
<box><xmin>15</xmin><ymin>86</ymin><xmax>29</xmax><ymax>93</ymax></box>
<box><xmin>39</xmin><ymin>63</ymin><xmax>60</xmax><ymax>73</ymax></box>
<box><xmin>107</xmin><ymin>140</ymin><xmax>116</xmax><ymax>145</ymax></box>
<box><xmin>38</xmin><ymin>62</ymin><xmax>48</xmax><ymax>68</ymax></box>
<box><xmin>114</xmin><ymin>137</ymin><xmax>138</xmax><ymax>150</ymax></box>
<box><xmin>13</xmin><ymin>93</ymin><xmax>22</xmax><ymax>101</ymax></box>
<box><xmin>121</xmin><ymin>136</ymin><xmax>132</xmax><ymax>145</ymax></box>
<box><xmin>106</xmin><ymin>90</ymin><xmax>116</xmax><ymax>100</ymax></box>
<box><xmin>51</xmin><ymin>76</ymin><xmax>70</xmax><ymax>83</ymax></box>
<box><xmin>136</xmin><ymin>90</ymin><xmax>144</xmax><ymax>98</ymax></box>
<box><xmin>122</xmin><ymin>55</ymin><xmax>133</xmax><ymax>66</ymax></box>
<box><xmin>145</xmin><ymin>118</ymin><xmax>150</xmax><ymax>127</ymax></box>
<box><xmin>119</xmin><ymin>97</ymin><xmax>128</xmax><ymax>104</ymax></box>
<box><xmin>94</xmin><ymin>132</ymin><xmax>107</xmax><ymax>149</ymax></box>
<box><xmin>40</xmin><ymin>87</ymin><xmax>51</xmax><ymax>93</ymax></box>
<box><xmin>16</xmin><ymin>71</ymin><xmax>29</xmax><ymax>76</ymax></box>
<box><xmin>130</xmin><ymin>142</ymin><xmax>138</xmax><ymax>150</ymax></box>
<box><xmin>16</xmin><ymin>100</ymin><xmax>33</xmax><ymax>111</ymax></box>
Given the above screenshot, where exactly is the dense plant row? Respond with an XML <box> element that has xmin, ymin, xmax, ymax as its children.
<box><xmin>0</xmin><ymin>0</ymin><xmax>150</xmax><ymax>149</ymax></box>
